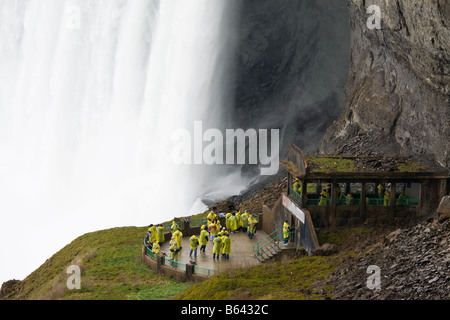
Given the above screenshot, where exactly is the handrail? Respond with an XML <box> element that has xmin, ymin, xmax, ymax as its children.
<box><xmin>193</xmin><ymin>265</ymin><xmax>218</xmax><ymax>277</ymax></box>
<box><xmin>289</xmin><ymin>187</ymin><xmax>303</xmax><ymax>206</ymax></box>
<box><xmin>164</xmin><ymin>221</ymin><xmax>184</xmax><ymax>233</ymax></box>
<box><xmin>252</xmin><ymin>228</ymin><xmax>282</xmax><ymax>253</ymax></box>
<box><xmin>253</xmin><ymin>227</ymin><xmax>294</xmax><ymax>259</ymax></box>
<box><xmin>189</xmin><ymin>217</ymin><xmax>208</xmax><ymax>227</ymax></box>
<box><xmin>145</xmin><ymin>247</ymin><xmax>157</xmax><ymax>261</ymax></box>
<box><xmin>162</xmin><ymin>256</ymin><xmax>187</xmax><ymax>271</ymax></box>
<box><xmin>143</xmin><ymin>238</ymin><xmax>217</xmax><ymax>277</ymax></box>
<box><xmin>366</xmin><ymin>197</ymin><xmax>420</xmax><ymax>206</ymax></box>
<box><xmin>304</xmin><ymin>196</ymin><xmax>420</xmax><ymax>207</ymax></box>
<box><xmin>142</xmin><ymin>216</ymin><xmax>226</xmax><ymax>278</ymax></box>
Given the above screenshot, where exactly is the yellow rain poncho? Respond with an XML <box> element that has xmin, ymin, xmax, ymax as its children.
<box><xmin>212</xmin><ymin>236</ymin><xmax>223</xmax><ymax>255</ymax></box>
<box><xmin>221</xmin><ymin>235</ymin><xmax>232</xmax><ymax>255</ymax></box>
<box><xmin>240</xmin><ymin>211</ymin><xmax>249</xmax><ymax>229</ymax></box>
<box><xmin>190</xmin><ymin>235</ymin><xmax>199</xmax><ymax>250</ymax></box>
<box><xmin>229</xmin><ymin>214</ymin><xmax>238</xmax><ymax>232</ymax></box>
<box><xmin>148</xmin><ymin>225</ymin><xmax>158</xmax><ymax>242</ymax></box>
<box><xmin>169</xmin><ymin>240</ymin><xmax>180</xmax><ymax>261</ymax></box>
<box><xmin>170</xmin><ymin>221</ymin><xmax>179</xmax><ymax>234</ymax></box>
<box><xmin>157</xmin><ymin>225</ymin><xmax>165</xmax><ymax>243</ymax></box>
<box><xmin>173</xmin><ymin>229</ymin><xmax>183</xmax><ymax>247</ymax></box>
<box><xmin>152</xmin><ymin>241</ymin><xmax>160</xmax><ymax>255</ymax></box>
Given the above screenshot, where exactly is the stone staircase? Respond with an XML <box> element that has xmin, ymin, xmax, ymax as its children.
<box><xmin>254</xmin><ymin>240</ymin><xmax>295</xmax><ymax>262</ymax></box>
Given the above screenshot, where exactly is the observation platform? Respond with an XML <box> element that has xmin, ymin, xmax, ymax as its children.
<box><xmin>158</xmin><ymin>230</ymin><xmax>269</xmax><ymax>273</ymax></box>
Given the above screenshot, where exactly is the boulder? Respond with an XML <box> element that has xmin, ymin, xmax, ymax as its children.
<box><xmin>210</xmin><ymin>200</ymin><xmax>236</xmax><ymax>215</ymax></box>
<box><xmin>437</xmin><ymin>196</ymin><xmax>450</xmax><ymax>222</ymax></box>
<box><xmin>0</xmin><ymin>280</ymin><xmax>21</xmax><ymax>299</ymax></box>
<box><xmin>313</xmin><ymin>243</ymin><xmax>338</xmax><ymax>256</ymax></box>
<box><xmin>386</xmin><ymin>228</ymin><xmax>403</xmax><ymax>243</ymax></box>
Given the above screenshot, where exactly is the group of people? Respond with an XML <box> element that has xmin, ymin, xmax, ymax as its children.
<box><xmin>377</xmin><ymin>183</ymin><xmax>408</xmax><ymax>206</ymax></box>
<box><xmin>377</xmin><ymin>183</ymin><xmax>390</xmax><ymax>206</ymax></box>
<box><xmin>188</xmin><ymin>223</ymin><xmax>232</xmax><ymax>260</ymax></box>
<box><xmin>145</xmin><ymin>223</ymin><xmax>166</xmax><ymax>255</ymax></box>
<box><xmin>203</xmin><ymin>208</ymin><xmax>259</xmax><ymax>259</ymax></box>
<box><xmin>145</xmin><ymin>221</ymin><xmax>183</xmax><ymax>260</ymax></box>
<box><xmin>318</xmin><ymin>183</ymin><xmax>346</xmax><ymax>206</ymax></box>
<box><xmin>207</xmin><ymin>209</ymin><xmax>258</xmax><ymax>239</ymax></box>
<box><xmin>146</xmin><ymin>209</ymin><xmax>259</xmax><ymax>263</ymax></box>
<box><xmin>301</xmin><ymin>181</ymin><xmax>408</xmax><ymax>207</ymax></box>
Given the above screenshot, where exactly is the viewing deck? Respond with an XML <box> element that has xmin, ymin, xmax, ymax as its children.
<box><xmin>158</xmin><ymin>230</ymin><xmax>269</xmax><ymax>274</ymax></box>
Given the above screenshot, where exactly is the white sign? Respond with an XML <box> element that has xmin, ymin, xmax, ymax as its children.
<box><xmin>282</xmin><ymin>194</ymin><xmax>305</xmax><ymax>223</ymax></box>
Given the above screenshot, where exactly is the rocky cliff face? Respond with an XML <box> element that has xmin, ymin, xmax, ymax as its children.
<box><xmin>320</xmin><ymin>0</ymin><xmax>450</xmax><ymax>168</ymax></box>
<box><xmin>231</xmin><ymin>0</ymin><xmax>351</xmax><ymax>155</ymax></box>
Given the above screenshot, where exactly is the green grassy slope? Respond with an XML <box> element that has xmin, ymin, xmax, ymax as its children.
<box><xmin>174</xmin><ymin>256</ymin><xmax>339</xmax><ymax>300</ymax></box>
<box><xmin>3</xmin><ymin>226</ymin><xmax>192</xmax><ymax>300</ymax></box>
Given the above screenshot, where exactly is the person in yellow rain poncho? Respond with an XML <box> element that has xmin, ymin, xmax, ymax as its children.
<box><xmin>169</xmin><ymin>237</ymin><xmax>181</xmax><ymax>262</ymax></box>
<box><xmin>292</xmin><ymin>179</ymin><xmax>302</xmax><ymax>195</ymax></box>
<box><xmin>229</xmin><ymin>212</ymin><xmax>238</xmax><ymax>233</ymax></box>
<box><xmin>208</xmin><ymin>221</ymin><xmax>217</xmax><ymax>241</ymax></box>
<box><xmin>189</xmin><ymin>234</ymin><xmax>199</xmax><ymax>258</ymax></box>
<box><xmin>319</xmin><ymin>194</ymin><xmax>327</xmax><ymax>206</ymax></box>
<box><xmin>170</xmin><ymin>220</ymin><xmax>179</xmax><ymax>234</ymax></box>
<box><xmin>199</xmin><ymin>225</ymin><xmax>209</xmax><ymax>253</ymax></box>
<box><xmin>221</xmin><ymin>233</ymin><xmax>232</xmax><ymax>259</ymax></box>
<box><xmin>377</xmin><ymin>183</ymin><xmax>385</xmax><ymax>199</ymax></box>
<box><xmin>157</xmin><ymin>224</ymin><xmax>165</xmax><ymax>244</ymax></box>
<box><xmin>214</xmin><ymin>219</ymin><xmax>222</xmax><ymax>235</ymax></box>
<box><xmin>319</xmin><ymin>189</ymin><xmax>329</xmax><ymax>206</ymax></box>
<box><xmin>207</xmin><ymin>209</ymin><xmax>217</xmax><ymax>225</ymax></box>
<box><xmin>225</xmin><ymin>211</ymin><xmax>232</xmax><ymax>230</ymax></box>
<box><xmin>152</xmin><ymin>239</ymin><xmax>160</xmax><ymax>256</ymax></box>
<box><xmin>384</xmin><ymin>191</ymin><xmax>390</xmax><ymax>206</ymax></box>
<box><xmin>148</xmin><ymin>224</ymin><xmax>158</xmax><ymax>243</ymax></box>
<box><xmin>218</xmin><ymin>227</ymin><xmax>228</xmax><ymax>237</ymax></box>
<box><xmin>235</xmin><ymin>211</ymin><xmax>242</xmax><ymax>232</ymax></box>
<box><xmin>345</xmin><ymin>193</ymin><xmax>354</xmax><ymax>206</ymax></box>
<box><xmin>247</xmin><ymin>214</ymin><xmax>258</xmax><ymax>239</ymax></box>
<box><xmin>396</xmin><ymin>190</ymin><xmax>407</xmax><ymax>206</ymax></box>
<box><xmin>212</xmin><ymin>235</ymin><xmax>223</xmax><ymax>260</ymax></box>
<box><xmin>321</xmin><ymin>188</ymin><xmax>329</xmax><ymax>199</ymax></box>
<box><xmin>240</xmin><ymin>210</ymin><xmax>249</xmax><ymax>233</ymax></box>
<box><xmin>173</xmin><ymin>229</ymin><xmax>183</xmax><ymax>248</ymax></box>
<box><xmin>283</xmin><ymin>220</ymin><xmax>290</xmax><ymax>245</ymax></box>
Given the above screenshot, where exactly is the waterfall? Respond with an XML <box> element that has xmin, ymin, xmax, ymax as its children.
<box><xmin>0</xmin><ymin>0</ymin><xmax>247</xmax><ymax>283</ymax></box>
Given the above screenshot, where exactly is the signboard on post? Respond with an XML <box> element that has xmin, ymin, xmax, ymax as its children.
<box><xmin>282</xmin><ymin>194</ymin><xmax>305</xmax><ymax>223</ymax></box>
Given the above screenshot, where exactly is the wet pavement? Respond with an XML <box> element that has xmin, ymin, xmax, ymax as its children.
<box><xmin>159</xmin><ymin>229</ymin><xmax>270</xmax><ymax>273</ymax></box>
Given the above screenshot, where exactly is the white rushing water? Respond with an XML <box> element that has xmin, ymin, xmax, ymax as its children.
<box><xmin>0</xmin><ymin>0</ymin><xmax>249</xmax><ymax>284</ymax></box>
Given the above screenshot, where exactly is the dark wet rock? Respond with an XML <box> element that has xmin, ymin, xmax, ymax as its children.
<box><xmin>328</xmin><ymin>219</ymin><xmax>450</xmax><ymax>300</ymax></box>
